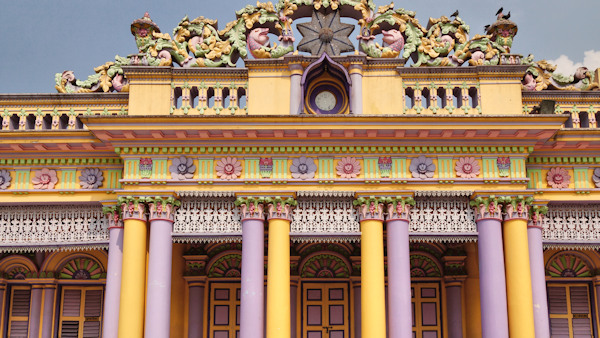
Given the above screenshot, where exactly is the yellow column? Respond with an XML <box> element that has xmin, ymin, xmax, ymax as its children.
<box><xmin>118</xmin><ymin>199</ymin><xmax>148</xmax><ymax>338</ymax></box>
<box><xmin>266</xmin><ymin>218</ymin><xmax>291</xmax><ymax>338</ymax></box>
<box><xmin>356</xmin><ymin>197</ymin><xmax>386</xmax><ymax>338</ymax></box>
<box><xmin>503</xmin><ymin>217</ymin><xmax>535</xmax><ymax>338</ymax></box>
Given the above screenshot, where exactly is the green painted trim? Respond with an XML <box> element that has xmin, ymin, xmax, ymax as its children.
<box><xmin>573</xmin><ymin>168</ymin><xmax>590</xmax><ymax>189</ymax></box>
<box><xmin>437</xmin><ymin>157</ymin><xmax>454</xmax><ymax>179</ymax></box>
<box><xmin>198</xmin><ymin>158</ymin><xmax>214</xmax><ymax>180</ymax></box>
<box><xmin>482</xmin><ymin>157</ymin><xmax>499</xmax><ymax>179</ymax></box>
<box><xmin>15</xmin><ymin>169</ymin><xmax>30</xmax><ymax>190</ymax></box>
<box><xmin>510</xmin><ymin>158</ymin><xmax>526</xmax><ymax>179</ymax></box>
<box><xmin>526</xmin><ymin>168</ymin><xmax>543</xmax><ymax>189</ymax></box>
<box><xmin>318</xmin><ymin>157</ymin><xmax>334</xmax><ymax>180</ymax></box>
<box><xmin>60</xmin><ymin>169</ymin><xmax>77</xmax><ymax>190</ymax></box>
<box><xmin>392</xmin><ymin>157</ymin><xmax>407</xmax><ymax>179</ymax></box>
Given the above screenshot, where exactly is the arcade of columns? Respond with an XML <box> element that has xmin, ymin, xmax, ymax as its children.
<box><xmin>102</xmin><ymin>194</ymin><xmax>547</xmax><ymax>338</ymax></box>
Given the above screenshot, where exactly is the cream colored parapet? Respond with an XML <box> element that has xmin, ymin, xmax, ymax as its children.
<box><xmin>398</xmin><ymin>65</ymin><xmax>528</xmax><ymax>116</ymax></box>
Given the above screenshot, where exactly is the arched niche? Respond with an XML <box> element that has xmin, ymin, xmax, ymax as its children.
<box><xmin>301</xmin><ymin>53</ymin><xmax>352</xmax><ymax>115</ymax></box>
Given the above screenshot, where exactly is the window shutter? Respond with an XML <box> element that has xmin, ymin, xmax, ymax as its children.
<box><xmin>60</xmin><ymin>289</ymin><xmax>82</xmax><ymax>337</ymax></box>
<box><xmin>83</xmin><ymin>289</ymin><xmax>103</xmax><ymax>337</ymax></box>
<box><xmin>8</xmin><ymin>288</ymin><xmax>31</xmax><ymax>338</ymax></box>
<box><xmin>548</xmin><ymin>286</ymin><xmax>568</xmax><ymax>314</ymax></box>
<box><xmin>570</xmin><ymin>286</ymin><xmax>592</xmax><ymax>337</ymax></box>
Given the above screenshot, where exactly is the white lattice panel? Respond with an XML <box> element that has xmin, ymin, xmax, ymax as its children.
<box><xmin>0</xmin><ymin>204</ymin><xmax>108</xmax><ymax>246</ymax></box>
<box><xmin>174</xmin><ymin>197</ymin><xmax>241</xmax><ymax>234</ymax></box>
<box><xmin>544</xmin><ymin>204</ymin><xmax>600</xmax><ymax>242</ymax></box>
<box><xmin>291</xmin><ymin>195</ymin><xmax>359</xmax><ymax>233</ymax></box>
<box><xmin>409</xmin><ymin>197</ymin><xmax>476</xmax><ymax>234</ymax></box>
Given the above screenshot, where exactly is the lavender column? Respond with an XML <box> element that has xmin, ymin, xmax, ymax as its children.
<box><xmin>29</xmin><ymin>286</ymin><xmax>43</xmax><ymax>338</ymax></box>
<box><xmin>187</xmin><ymin>279</ymin><xmax>206</xmax><ymax>338</ymax></box>
<box><xmin>385</xmin><ymin>201</ymin><xmax>412</xmax><ymax>338</ymax></box>
<box><xmin>528</xmin><ymin>219</ymin><xmax>550</xmax><ymax>338</ymax></box>
<box><xmin>476</xmin><ymin>205</ymin><xmax>509</xmax><ymax>338</ymax></box>
<box><xmin>40</xmin><ymin>285</ymin><xmax>56</xmax><ymax>338</ymax></box>
<box><xmin>144</xmin><ymin>200</ymin><xmax>177</xmax><ymax>338</ymax></box>
<box><xmin>352</xmin><ymin>278</ymin><xmax>361</xmax><ymax>338</ymax></box>
<box><xmin>239</xmin><ymin>201</ymin><xmax>265</xmax><ymax>338</ymax></box>
<box><xmin>102</xmin><ymin>213</ymin><xmax>124</xmax><ymax>338</ymax></box>
<box><xmin>444</xmin><ymin>277</ymin><xmax>465</xmax><ymax>338</ymax></box>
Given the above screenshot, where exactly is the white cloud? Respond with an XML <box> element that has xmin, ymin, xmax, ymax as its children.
<box><xmin>548</xmin><ymin>50</ymin><xmax>600</xmax><ymax>76</ymax></box>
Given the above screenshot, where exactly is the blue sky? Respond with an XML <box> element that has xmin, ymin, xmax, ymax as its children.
<box><xmin>0</xmin><ymin>0</ymin><xmax>598</xmax><ymax>93</ymax></box>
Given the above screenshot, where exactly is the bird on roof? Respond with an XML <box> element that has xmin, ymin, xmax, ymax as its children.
<box><xmin>484</xmin><ymin>24</ymin><xmax>490</xmax><ymax>33</ymax></box>
<box><xmin>504</xmin><ymin>11</ymin><xmax>511</xmax><ymax>19</ymax></box>
<box><xmin>451</xmin><ymin>10</ymin><xmax>459</xmax><ymax>18</ymax></box>
<box><xmin>496</xmin><ymin>7</ymin><xmax>504</xmax><ymax>16</ymax></box>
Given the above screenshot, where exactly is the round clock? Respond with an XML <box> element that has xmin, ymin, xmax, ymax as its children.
<box><xmin>315</xmin><ymin>90</ymin><xmax>337</xmax><ymax>112</ymax></box>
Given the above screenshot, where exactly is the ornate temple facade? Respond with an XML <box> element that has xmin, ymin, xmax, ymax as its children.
<box><xmin>1</xmin><ymin>1</ymin><xmax>600</xmax><ymax>338</ymax></box>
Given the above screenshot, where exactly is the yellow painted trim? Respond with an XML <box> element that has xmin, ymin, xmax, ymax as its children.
<box><xmin>266</xmin><ymin>218</ymin><xmax>291</xmax><ymax>338</ymax></box>
<box><xmin>118</xmin><ymin>218</ymin><xmax>147</xmax><ymax>338</ymax></box>
<box><xmin>503</xmin><ymin>218</ymin><xmax>535</xmax><ymax>338</ymax></box>
<box><xmin>360</xmin><ymin>219</ymin><xmax>386</xmax><ymax>338</ymax></box>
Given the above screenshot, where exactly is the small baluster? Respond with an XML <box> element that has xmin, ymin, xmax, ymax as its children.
<box><xmin>18</xmin><ymin>109</ymin><xmax>27</xmax><ymax>130</ymax></box>
<box><xmin>214</xmin><ymin>82</ymin><xmax>223</xmax><ymax>115</ymax></box>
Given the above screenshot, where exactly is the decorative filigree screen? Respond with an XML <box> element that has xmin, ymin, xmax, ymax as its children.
<box><xmin>544</xmin><ymin>204</ymin><xmax>600</xmax><ymax>243</ymax></box>
<box><xmin>409</xmin><ymin>197</ymin><xmax>476</xmax><ymax>234</ymax></box>
<box><xmin>0</xmin><ymin>204</ymin><xmax>107</xmax><ymax>251</ymax></box>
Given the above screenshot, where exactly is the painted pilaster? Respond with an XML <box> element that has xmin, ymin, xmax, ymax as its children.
<box><xmin>265</xmin><ymin>197</ymin><xmax>296</xmax><ymax>338</ymax></box>
<box><xmin>235</xmin><ymin>197</ymin><xmax>266</xmax><ymax>338</ymax></box>
<box><xmin>144</xmin><ymin>197</ymin><xmax>180</xmax><ymax>338</ymax></box>
<box><xmin>350</xmin><ymin>276</ymin><xmax>361</xmax><ymax>338</ymax></box>
<box><xmin>442</xmin><ymin>254</ymin><xmax>468</xmax><ymax>338</ymax></box>
<box><xmin>349</xmin><ymin>63</ymin><xmax>363</xmax><ymax>115</ymax></box>
<box><xmin>0</xmin><ymin>279</ymin><xmax>5</xmax><ymax>332</ymax></box>
<box><xmin>289</xmin><ymin>63</ymin><xmax>303</xmax><ymax>115</ymax></box>
<box><xmin>102</xmin><ymin>204</ymin><xmax>124</xmax><ymax>338</ymax></box>
<box><xmin>186</xmin><ymin>277</ymin><xmax>207</xmax><ymax>338</ymax></box>
<box><xmin>290</xmin><ymin>276</ymin><xmax>299</xmax><ymax>338</ymax></box>
<box><xmin>528</xmin><ymin>205</ymin><xmax>550</xmax><ymax>338</ymax></box>
<box><xmin>470</xmin><ymin>196</ymin><xmax>509</xmax><ymax>338</ymax></box>
<box><xmin>502</xmin><ymin>196</ymin><xmax>535</xmax><ymax>338</ymax></box>
<box><xmin>40</xmin><ymin>283</ymin><xmax>57</xmax><ymax>338</ymax></box>
<box><xmin>118</xmin><ymin>197</ymin><xmax>148</xmax><ymax>338</ymax></box>
<box><xmin>384</xmin><ymin>196</ymin><xmax>415</xmax><ymax>338</ymax></box>
<box><xmin>354</xmin><ymin>196</ymin><xmax>386</xmax><ymax>338</ymax></box>
<box><xmin>28</xmin><ymin>285</ymin><xmax>43</xmax><ymax>338</ymax></box>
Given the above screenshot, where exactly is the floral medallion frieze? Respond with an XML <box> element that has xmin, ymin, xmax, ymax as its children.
<box><xmin>216</xmin><ymin>157</ymin><xmax>242</xmax><ymax>180</ymax></box>
<box><xmin>170</xmin><ymin>156</ymin><xmax>196</xmax><ymax>180</ymax></box>
<box><xmin>32</xmin><ymin>168</ymin><xmax>58</xmax><ymax>190</ymax></box>
<box><xmin>290</xmin><ymin>156</ymin><xmax>317</xmax><ymax>180</ymax></box>
<box><xmin>546</xmin><ymin>167</ymin><xmax>570</xmax><ymax>189</ymax></box>
<box><xmin>336</xmin><ymin>157</ymin><xmax>361</xmax><ymax>179</ymax></box>
<box><xmin>455</xmin><ymin>157</ymin><xmax>480</xmax><ymax>179</ymax></box>
<box><xmin>0</xmin><ymin>169</ymin><xmax>11</xmax><ymax>190</ymax></box>
<box><xmin>79</xmin><ymin>168</ymin><xmax>104</xmax><ymax>189</ymax></box>
<box><xmin>410</xmin><ymin>155</ymin><xmax>435</xmax><ymax>179</ymax></box>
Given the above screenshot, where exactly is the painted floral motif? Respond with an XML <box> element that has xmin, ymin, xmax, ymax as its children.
<box><xmin>378</xmin><ymin>157</ymin><xmax>392</xmax><ymax>178</ymax></box>
<box><xmin>455</xmin><ymin>157</ymin><xmax>480</xmax><ymax>178</ymax></box>
<box><xmin>79</xmin><ymin>168</ymin><xmax>104</xmax><ymax>189</ymax></box>
<box><xmin>497</xmin><ymin>157</ymin><xmax>510</xmax><ymax>177</ymax></box>
<box><xmin>216</xmin><ymin>157</ymin><xmax>242</xmax><ymax>180</ymax></box>
<box><xmin>409</xmin><ymin>155</ymin><xmax>435</xmax><ymax>179</ymax></box>
<box><xmin>290</xmin><ymin>156</ymin><xmax>317</xmax><ymax>180</ymax></box>
<box><xmin>547</xmin><ymin>167</ymin><xmax>571</xmax><ymax>189</ymax></box>
<box><xmin>32</xmin><ymin>168</ymin><xmax>58</xmax><ymax>190</ymax></box>
<box><xmin>139</xmin><ymin>158</ymin><xmax>153</xmax><ymax>178</ymax></box>
<box><xmin>259</xmin><ymin>158</ymin><xmax>273</xmax><ymax>178</ymax></box>
<box><xmin>336</xmin><ymin>157</ymin><xmax>361</xmax><ymax>179</ymax></box>
<box><xmin>593</xmin><ymin>168</ymin><xmax>600</xmax><ymax>188</ymax></box>
<box><xmin>0</xmin><ymin>169</ymin><xmax>11</xmax><ymax>189</ymax></box>
<box><xmin>169</xmin><ymin>156</ymin><xmax>195</xmax><ymax>180</ymax></box>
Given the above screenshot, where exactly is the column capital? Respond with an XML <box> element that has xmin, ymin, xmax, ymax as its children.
<box><xmin>501</xmin><ymin>195</ymin><xmax>534</xmax><ymax>222</ymax></box>
<box><xmin>103</xmin><ymin>203</ymin><xmax>124</xmax><ymax>229</ymax></box>
<box><xmin>265</xmin><ymin>196</ymin><xmax>297</xmax><ymax>221</ymax></box>
<box><xmin>442</xmin><ymin>255</ymin><xmax>467</xmax><ymax>280</ymax></box>
<box><xmin>470</xmin><ymin>195</ymin><xmax>503</xmax><ymax>221</ymax></box>
<box><xmin>528</xmin><ymin>204</ymin><xmax>548</xmax><ymax>229</ymax></box>
<box><xmin>235</xmin><ymin>196</ymin><xmax>266</xmax><ymax>221</ymax></box>
<box><xmin>147</xmin><ymin>196</ymin><xmax>180</xmax><ymax>222</ymax></box>
<box><xmin>353</xmin><ymin>196</ymin><xmax>385</xmax><ymax>221</ymax></box>
<box><xmin>384</xmin><ymin>196</ymin><xmax>415</xmax><ymax>222</ymax></box>
<box><xmin>118</xmin><ymin>196</ymin><xmax>149</xmax><ymax>221</ymax></box>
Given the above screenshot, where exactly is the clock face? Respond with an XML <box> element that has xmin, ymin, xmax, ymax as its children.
<box><xmin>315</xmin><ymin>90</ymin><xmax>337</xmax><ymax>111</ymax></box>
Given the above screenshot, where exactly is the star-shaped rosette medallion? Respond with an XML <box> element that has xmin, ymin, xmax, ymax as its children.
<box><xmin>297</xmin><ymin>10</ymin><xmax>355</xmax><ymax>56</ymax></box>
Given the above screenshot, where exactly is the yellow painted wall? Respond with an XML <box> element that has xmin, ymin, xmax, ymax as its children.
<box><xmin>247</xmin><ymin>70</ymin><xmax>291</xmax><ymax>115</ymax></box>
<box><xmin>479</xmin><ymin>82</ymin><xmax>522</xmax><ymax>115</ymax></box>
<box><xmin>362</xmin><ymin>71</ymin><xmax>403</xmax><ymax>115</ymax></box>
<box><xmin>128</xmin><ymin>82</ymin><xmax>172</xmax><ymax>116</ymax></box>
